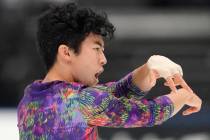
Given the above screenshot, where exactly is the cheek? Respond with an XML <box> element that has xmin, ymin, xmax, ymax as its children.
<box><xmin>75</xmin><ymin>65</ymin><xmax>92</xmax><ymax>79</ymax></box>
<box><xmin>72</xmin><ymin>56</ymin><xmax>96</xmax><ymax>76</ymax></box>
<box><xmin>76</xmin><ymin>69</ymin><xmax>95</xmax><ymax>85</ymax></box>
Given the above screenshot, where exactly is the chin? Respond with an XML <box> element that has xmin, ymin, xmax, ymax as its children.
<box><xmin>89</xmin><ymin>80</ymin><xmax>99</xmax><ymax>86</ymax></box>
<box><xmin>82</xmin><ymin>77</ymin><xmax>99</xmax><ymax>86</ymax></box>
<box><xmin>82</xmin><ymin>81</ymin><xmax>95</xmax><ymax>87</ymax></box>
<box><xmin>89</xmin><ymin>82</ymin><xmax>98</xmax><ymax>87</ymax></box>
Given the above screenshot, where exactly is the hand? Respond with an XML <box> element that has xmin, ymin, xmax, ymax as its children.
<box><xmin>147</xmin><ymin>55</ymin><xmax>183</xmax><ymax>78</ymax></box>
<box><xmin>147</xmin><ymin>55</ymin><xmax>192</xmax><ymax>93</ymax></box>
<box><xmin>176</xmin><ymin>88</ymin><xmax>202</xmax><ymax>116</ymax></box>
<box><xmin>182</xmin><ymin>90</ymin><xmax>202</xmax><ymax>116</ymax></box>
<box><xmin>167</xmin><ymin>88</ymin><xmax>202</xmax><ymax>117</ymax></box>
<box><xmin>164</xmin><ymin>73</ymin><xmax>193</xmax><ymax>93</ymax></box>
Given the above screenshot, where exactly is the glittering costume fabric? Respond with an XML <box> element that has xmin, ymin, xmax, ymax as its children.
<box><xmin>17</xmin><ymin>73</ymin><xmax>174</xmax><ymax>140</ymax></box>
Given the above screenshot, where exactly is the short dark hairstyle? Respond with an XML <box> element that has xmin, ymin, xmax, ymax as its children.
<box><xmin>37</xmin><ymin>3</ymin><xmax>115</xmax><ymax>71</ymax></box>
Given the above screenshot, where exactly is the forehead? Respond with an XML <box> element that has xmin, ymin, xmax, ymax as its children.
<box><xmin>84</xmin><ymin>33</ymin><xmax>104</xmax><ymax>47</ymax></box>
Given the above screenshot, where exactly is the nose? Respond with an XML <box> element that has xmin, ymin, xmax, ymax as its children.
<box><xmin>100</xmin><ymin>52</ymin><xmax>107</xmax><ymax>66</ymax></box>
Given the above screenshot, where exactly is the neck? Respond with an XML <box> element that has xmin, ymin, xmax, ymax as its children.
<box><xmin>42</xmin><ymin>64</ymin><xmax>73</xmax><ymax>83</ymax></box>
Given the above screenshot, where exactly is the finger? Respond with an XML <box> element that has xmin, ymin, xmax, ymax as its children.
<box><xmin>164</xmin><ymin>82</ymin><xmax>169</xmax><ymax>86</ymax></box>
<box><xmin>183</xmin><ymin>107</ymin><xmax>200</xmax><ymax>115</ymax></box>
<box><xmin>182</xmin><ymin>107</ymin><xmax>199</xmax><ymax>116</ymax></box>
<box><xmin>152</xmin><ymin>69</ymin><xmax>160</xmax><ymax>79</ymax></box>
<box><xmin>148</xmin><ymin>70</ymin><xmax>157</xmax><ymax>88</ymax></box>
<box><xmin>164</xmin><ymin>73</ymin><xmax>182</xmax><ymax>87</ymax></box>
<box><xmin>164</xmin><ymin>81</ymin><xmax>179</xmax><ymax>87</ymax></box>
<box><xmin>166</xmin><ymin>77</ymin><xmax>177</xmax><ymax>93</ymax></box>
<box><xmin>174</xmin><ymin>74</ymin><xmax>193</xmax><ymax>93</ymax></box>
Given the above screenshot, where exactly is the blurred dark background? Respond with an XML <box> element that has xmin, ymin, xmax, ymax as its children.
<box><xmin>0</xmin><ymin>0</ymin><xmax>210</xmax><ymax>139</ymax></box>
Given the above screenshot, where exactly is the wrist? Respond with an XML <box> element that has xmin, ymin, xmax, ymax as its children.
<box><xmin>132</xmin><ymin>64</ymin><xmax>151</xmax><ymax>92</ymax></box>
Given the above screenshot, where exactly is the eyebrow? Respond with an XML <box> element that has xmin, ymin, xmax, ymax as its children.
<box><xmin>94</xmin><ymin>40</ymin><xmax>104</xmax><ymax>50</ymax></box>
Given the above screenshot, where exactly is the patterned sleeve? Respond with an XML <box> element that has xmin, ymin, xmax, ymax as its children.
<box><xmin>98</xmin><ymin>72</ymin><xmax>147</xmax><ymax>100</ymax></box>
<box><xmin>78</xmin><ymin>74</ymin><xmax>174</xmax><ymax>128</ymax></box>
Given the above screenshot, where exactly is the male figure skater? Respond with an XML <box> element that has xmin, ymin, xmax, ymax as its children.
<box><xmin>17</xmin><ymin>3</ymin><xmax>202</xmax><ymax>140</ymax></box>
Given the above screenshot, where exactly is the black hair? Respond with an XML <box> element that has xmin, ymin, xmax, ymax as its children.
<box><xmin>37</xmin><ymin>3</ymin><xmax>115</xmax><ymax>71</ymax></box>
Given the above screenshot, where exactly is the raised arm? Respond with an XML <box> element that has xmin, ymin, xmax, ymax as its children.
<box><xmin>79</xmin><ymin>85</ymin><xmax>174</xmax><ymax>128</ymax></box>
<box><xmin>100</xmin><ymin>72</ymin><xmax>148</xmax><ymax>100</ymax></box>
<box><xmin>79</xmin><ymin>86</ymin><xmax>201</xmax><ymax>128</ymax></box>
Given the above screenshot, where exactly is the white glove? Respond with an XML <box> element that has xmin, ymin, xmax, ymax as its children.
<box><xmin>147</xmin><ymin>55</ymin><xmax>183</xmax><ymax>79</ymax></box>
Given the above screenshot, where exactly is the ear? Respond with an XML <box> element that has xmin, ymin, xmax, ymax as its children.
<box><xmin>57</xmin><ymin>44</ymin><xmax>74</xmax><ymax>62</ymax></box>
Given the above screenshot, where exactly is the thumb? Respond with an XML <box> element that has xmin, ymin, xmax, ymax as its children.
<box><xmin>149</xmin><ymin>70</ymin><xmax>158</xmax><ymax>87</ymax></box>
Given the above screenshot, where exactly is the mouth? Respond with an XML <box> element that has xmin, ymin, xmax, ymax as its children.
<box><xmin>95</xmin><ymin>69</ymin><xmax>104</xmax><ymax>79</ymax></box>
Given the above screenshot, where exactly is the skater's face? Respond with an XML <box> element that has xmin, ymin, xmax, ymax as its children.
<box><xmin>70</xmin><ymin>33</ymin><xmax>107</xmax><ymax>86</ymax></box>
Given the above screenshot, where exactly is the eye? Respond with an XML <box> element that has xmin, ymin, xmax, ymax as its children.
<box><xmin>94</xmin><ymin>47</ymin><xmax>101</xmax><ymax>51</ymax></box>
<box><xmin>93</xmin><ymin>46</ymin><xmax>105</xmax><ymax>52</ymax></box>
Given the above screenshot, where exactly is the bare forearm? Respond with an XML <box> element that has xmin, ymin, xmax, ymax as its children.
<box><xmin>132</xmin><ymin>64</ymin><xmax>152</xmax><ymax>92</ymax></box>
